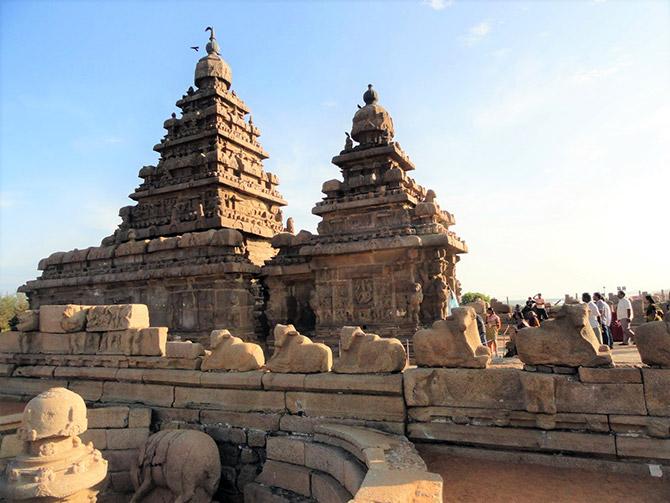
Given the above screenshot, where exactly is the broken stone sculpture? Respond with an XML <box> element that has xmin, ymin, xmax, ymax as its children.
<box><xmin>515</xmin><ymin>304</ymin><xmax>613</xmax><ymax>367</ymax></box>
<box><xmin>130</xmin><ymin>429</ymin><xmax>221</xmax><ymax>503</ymax></box>
<box><xmin>16</xmin><ymin>310</ymin><xmax>39</xmax><ymax>332</ymax></box>
<box><xmin>86</xmin><ymin>304</ymin><xmax>150</xmax><ymax>332</ymax></box>
<box><xmin>201</xmin><ymin>329</ymin><xmax>265</xmax><ymax>371</ymax></box>
<box><xmin>40</xmin><ymin>305</ymin><xmax>89</xmax><ymax>333</ymax></box>
<box><xmin>635</xmin><ymin>321</ymin><xmax>670</xmax><ymax>368</ymax></box>
<box><xmin>413</xmin><ymin>307</ymin><xmax>491</xmax><ymax>368</ymax></box>
<box><xmin>333</xmin><ymin>326</ymin><xmax>406</xmax><ymax>373</ymax></box>
<box><xmin>0</xmin><ymin>387</ymin><xmax>108</xmax><ymax>502</ymax></box>
<box><xmin>266</xmin><ymin>324</ymin><xmax>332</xmax><ymax>373</ymax></box>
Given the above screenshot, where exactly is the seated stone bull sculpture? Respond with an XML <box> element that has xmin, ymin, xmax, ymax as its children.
<box><xmin>413</xmin><ymin>307</ymin><xmax>491</xmax><ymax>368</ymax></box>
<box><xmin>334</xmin><ymin>326</ymin><xmax>406</xmax><ymax>373</ymax></box>
<box><xmin>201</xmin><ymin>329</ymin><xmax>265</xmax><ymax>372</ymax></box>
<box><xmin>516</xmin><ymin>304</ymin><xmax>613</xmax><ymax>367</ymax></box>
<box><xmin>131</xmin><ymin>430</ymin><xmax>220</xmax><ymax>503</ymax></box>
<box><xmin>635</xmin><ymin>321</ymin><xmax>670</xmax><ymax>368</ymax></box>
<box><xmin>266</xmin><ymin>324</ymin><xmax>332</xmax><ymax>373</ymax></box>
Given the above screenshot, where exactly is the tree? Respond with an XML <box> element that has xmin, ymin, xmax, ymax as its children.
<box><xmin>461</xmin><ymin>292</ymin><xmax>491</xmax><ymax>305</ymax></box>
<box><xmin>0</xmin><ymin>293</ymin><xmax>29</xmax><ymax>331</ymax></box>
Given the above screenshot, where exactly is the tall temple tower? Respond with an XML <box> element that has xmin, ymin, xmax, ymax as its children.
<box><xmin>111</xmin><ymin>27</ymin><xmax>286</xmax><ymax>264</ymax></box>
<box><xmin>263</xmin><ymin>85</ymin><xmax>467</xmax><ymax>341</ymax></box>
<box><xmin>20</xmin><ymin>29</ymin><xmax>286</xmax><ymax>342</ymax></box>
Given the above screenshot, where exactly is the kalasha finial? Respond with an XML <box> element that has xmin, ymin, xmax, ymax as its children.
<box><xmin>205</xmin><ymin>26</ymin><xmax>220</xmax><ymax>55</ymax></box>
<box><xmin>363</xmin><ymin>84</ymin><xmax>378</xmax><ymax>105</ymax></box>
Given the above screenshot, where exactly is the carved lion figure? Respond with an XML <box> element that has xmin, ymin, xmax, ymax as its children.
<box><xmin>265</xmin><ymin>324</ymin><xmax>332</xmax><ymax>373</ymax></box>
<box><xmin>334</xmin><ymin>326</ymin><xmax>406</xmax><ymax>373</ymax></box>
<box><xmin>130</xmin><ymin>430</ymin><xmax>220</xmax><ymax>503</ymax></box>
<box><xmin>201</xmin><ymin>329</ymin><xmax>265</xmax><ymax>372</ymax></box>
<box><xmin>515</xmin><ymin>304</ymin><xmax>613</xmax><ymax>367</ymax></box>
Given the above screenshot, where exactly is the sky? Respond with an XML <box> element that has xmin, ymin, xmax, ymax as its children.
<box><xmin>0</xmin><ymin>0</ymin><xmax>668</xmax><ymax>300</ymax></box>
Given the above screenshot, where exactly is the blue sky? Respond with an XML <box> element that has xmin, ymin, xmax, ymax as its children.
<box><xmin>1</xmin><ymin>0</ymin><xmax>668</xmax><ymax>299</ymax></box>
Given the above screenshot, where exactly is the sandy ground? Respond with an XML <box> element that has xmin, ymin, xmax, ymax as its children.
<box><xmin>418</xmin><ymin>446</ymin><xmax>670</xmax><ymax>503</ymax></box>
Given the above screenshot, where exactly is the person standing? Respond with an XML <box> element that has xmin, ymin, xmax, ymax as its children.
<box><xmin>582</xmin><ymin>293</ymin><xmax>602</xmax><ymax>344</ymax></box>
<box><xmin>533</xmin><ymin>293</ymin><xmax>549</xmax><ymax>321</ymax></box>
<box><xmin>485</xmin><ymin>307</ymin><xmax>501</xmax><ymax>357</ymax></box>
<box><xmin>594</xmin><ymin>292</ymin><xmax>613</xmax><ymax>348</ymax></box>
<box><xmin>645</xmin><ymin>295</ymin><xmax>663</xmax><ymax>322</ymax></box>
<box><xmin>616</xmin><ymin>290</ymin><xmax>635</xmax><ymax>345</ymax></box>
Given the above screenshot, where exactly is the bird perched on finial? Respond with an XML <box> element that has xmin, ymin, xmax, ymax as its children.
<box><xmin>190</xmin><ymin>46</ymin><xmax>199</xmax><ymax>52</ymax></box>
<box><xmin>205</xmin><ymin>26</ymin><xmax>220</xmax><ymax>55</ymax></box>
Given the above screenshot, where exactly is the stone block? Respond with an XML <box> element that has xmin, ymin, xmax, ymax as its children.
<box><xmin>30</xmin><ymin>333</ymin><xmax>73</xmax><ymax>354</ymax></box>
<box><xmin>80</xmin><ymin>429</ymin><xmax>107</xmax><ymax>449</ymax></box>
<box><xmin>200</xmin><ymin>370</ymin><xmax>264</xmax><ymax>389</ymax></box>
<box><xmin>0</xmin><ymin>364</ymin><xmax>15</xmax><ymax>376</ymax></box>
<box><xmin>87</xmin><ymin>406</ymin><xmax>129</xmax><ymax>428</ymax></box>
<box><xmin>0</xmin><ymin>434</ymin><xmax>22</xmax><ymax>459</ymax></box>
<box><xmin>311</xmin><ymin>472</ymin><xmax>352</xmax><ymax>503</ymax></box>
<box><xmin>343</xmin><ymin>455</ymin><xmax>366</xmax><ymax>495</ymax></box>
<box><xmin>204</xmin><ymin>425</ymin><xmax>246</xmax><ymax>444</ymax></box>
<box><xmin>267</xmin><ymin>436</ymin><xmax>306</xmax><ymax>465</ymax></box>
<box><xmin>86</xmin><ymin>304</ymin><xmax>150</xmax><ymax>332</ymax></box>
<box><xmin>642</xmin><ymin>368</ymin><xmax>670</xmax><ymax>416</ymax></box>
<box><xmin>109</xmin><ymin>471</ymin><xmax>134</xmax><ymax>493</ymax></box>
<box><xmin>173</xmin><ymin>387</ymin><xmax>285</xmax><ymax>413</ymax></box>
<box><xmin>403</xmin><ymin>368</ymin><xmax>524</xmax><ymax>409</ymax></box>
<box><xmin>610</xmin><ymin>415</ymin><xmax>670</xmax><ymax>438</ymax></box>
<box><xmin>555</xmin><ymin>379</ymin><xmax>647</xmax><ymax>415</ymax></box>
<box><xmin>39</xmin><ymin>305</ymin><xmax>88</xmax><ymax>333</ymax></box>
<box><xmin>616</xmin><ymin>436</ymin><xmax>670</xmax><ymax>460</ymax></box>
<box><xmin>69</xmin><ymin>380</ymin><xmax>104</xmax><ymax>401</ymax></box>
<box><xmin>102</xmin><ymin>381</ymin><xmax>174</xmax><ymax>407</ymax></box>
<box><xmin>520</xmin><ymin>372</ymin><xmax>556</xmax><ymax>414</ymax></box>
<box><xmin>68</xmin><ymin>332</ymin><xmax>102</xmax><ymax>354</ymax></box>
<box><xmin>256</xmin><ymin>460</ymin><xmax>312</xmax><ymax>497</ymax></box>
<box><xmin>200</xmin><ymin>410</ymin><xmax>280</xmax><ymax>431</ymax></box>
<box><xmin>303</xmin><ymin>373</ymin><xmax>403</xmax><ymax>396</ymax></box>
<box><xmin>99</xmin><ymin>329</ymin><xmax>165</xmax><ymax>357</ymax></box>
<box><xmin>244</xmin><ymin>482</ymin><xmax>293</xmax><ymax>503</ymax></box>
<box><xmin>115</xmin><ymin>368</ymin><xmax>144</xmax><ymax>381</ymax></box>
<box><xmin>138</xmin><ymin>327</ymin><xmax>167</xmax><ymax>356</ymax></box>
<box><xmin>236</xmin><ymin>463</ymin><xmax>260</xmax><ymax>492</ymax></box>
<box><xmin>0</xmin><ymin>377</ymin><xmax>68</xmax><ymax>399</ymax></box>
<box><xmin>578</xmin><ymin>367</ymin><xmax>642</xmax><ymax>384</ymax></box>
<box><xmin>305</xmin><ymin>442</ymin><xmax>346</xmax><ymax>483</ymax></box>
<box><xmin>54</xmin><ymin>366</ymin><xmax>118</xmax><ymax>380</ymax></box>
<box><xmin>635</xmin><ymin>320</ymin><xmax>670</xmax><ymax>367</ymax></box>
<box><xmin>152</xmin><ymin>407</ymin><xmax>200</xmax><ymax>426</ymax></box>
<box><xmin>102</xmin><ymin>449</ymin><xmax>138</xmax><ymax>472</ymax></box>
<box><xmin>16</xmin><ymin>310</ymin><xmax>39</xmax><ymax>332</ymax></box>
<box><xmin>286</xmin><ymin>392</ymin><xmax>405</xmax><ymax>422</ymax></box>
<box><xmin>141</xmin><ymin>369</ymin><xmax>201</xmax><ymax>386</ymax></box>
<box><xmin>247</xmin><ymin>429</ymin><xmax>267</xmax><ymax>447</ymax></box>
<box><xmin>13</xmin><ymin>365</ymin><xmax>55</xmax><ymax>378</ymax></box>
<box><xmin>106</xmin><ymin>428</ymin><xmax>150</xmax><ymax>450</ymax></box>
<box><xmin>166</xmin><ymin>341</ymin><xmax>205</xmax><ymax>359</ymax></box>
<box><xmin>128</xmin><ymin>408</ymin><xmax>151</xmax><ymax>428</ymax></box>
<box><xmin>262</xmin><ymin>373</ymin><xmax>306</xmax><ymax>391</ymax></box>
<box><xmin>0</xmin><ymin>331</ymin><xmax>25</xmax><ymax>353</ymax></box>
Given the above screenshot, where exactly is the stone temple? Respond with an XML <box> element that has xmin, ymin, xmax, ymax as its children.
<box><xmin>19</xmin><ymin>28</ymin><xmax>466</xmax><ymax>345</ymax></box>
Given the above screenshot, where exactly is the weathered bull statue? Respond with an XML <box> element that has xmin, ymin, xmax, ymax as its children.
<box><xmin>516</xmin><ymin>303</ymin><xmax>613</xmax><ymax>367</ymax></box>
<box><xmin>201</xmin><ymin>329</ymin><xmax>265</xmax><ymax>372</ymax></box>
<box><xmin>130</xmin><ymin>429</ymin><xmax>220</xmax><ymax>503</ymax></box>
<box><xmin>635</xmin><ymin>320</ymin><xmax>670</xmax><ymax>368</ymax></box>
<box><xmin>266</xmin><ymin>324</ymin><xmax>332</xmax><ymax>373</ymax></box>
<box><xmin>334</xmin><ymin>326</ymin><xmax>406</xmax><ymax>373</ymax></box>
<box><xmin>413</xmin><ymin>307</ymin><xmax>491</xmax><ymax>368</ymax></box>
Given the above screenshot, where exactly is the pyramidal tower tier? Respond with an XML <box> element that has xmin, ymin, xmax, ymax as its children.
<box><xmin>110</xmin><ymin>27</ymin><xmax>286</xmax><ymax>264</ymax></box>
<box><xmin>20</xmin><ymin>28</ymin><xmax>286</xmax><ymax>342</ymax></box>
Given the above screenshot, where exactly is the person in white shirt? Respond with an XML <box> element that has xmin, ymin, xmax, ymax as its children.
<box><xmin>582</xmin><ymin>293</ymin><xmax>602</xmax><ymax>344</ymax></box>
<box><xmin>616</xmin><ymin>290</ymin><xmax>635</xmax><ymax>345</ymax></box>
<box><xmin>593</xmin><ymin>292</ymin><xmax>612</xmax><ymax>348</ymax></box>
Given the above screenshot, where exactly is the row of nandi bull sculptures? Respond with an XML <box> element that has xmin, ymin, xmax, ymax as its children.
<box><xmin>203</xmin><ymin>303</ymin><xmax>670</xmax><ymax>372</ymax></box>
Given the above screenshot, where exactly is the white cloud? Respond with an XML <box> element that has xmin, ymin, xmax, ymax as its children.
<box><xmin>422</xmin><ymin>0</ymin><xmax>454</xmax><ymax>11</ymax></box>
<box><xmin>462</xmin><ymin>21</ymin><xmax>491</xmax><ymax>46</ymax></box>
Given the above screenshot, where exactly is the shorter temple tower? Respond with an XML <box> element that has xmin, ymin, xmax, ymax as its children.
<box><xmin>263</xmin><ymin>85</ymin><xmax>467</xmax><ymax>341</ymax></box>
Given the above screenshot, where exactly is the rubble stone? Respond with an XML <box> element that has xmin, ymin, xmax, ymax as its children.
<box><xmin>635</xmin><ymin>321</ymin><xmax>670</xmax><ymax>368</ymax></box>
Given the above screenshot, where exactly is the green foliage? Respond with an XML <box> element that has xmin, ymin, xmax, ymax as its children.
<box><xmin>461</xmin><ymin>292</ymin><xmax>491</xmax><ymax>305</ymax></box>
<box><xmin>0</xmin><ymin>293</ymin><xmax>29</xmax><ymax>331</ymax></box>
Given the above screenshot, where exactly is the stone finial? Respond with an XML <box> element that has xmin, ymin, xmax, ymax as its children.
<box><xmin>635</xmin><ymin>321</ymin><xmax>670</xmax><ymax>367</ymax></box>
<box><xmin>0</xmin><ymin>388</ymin><xmax>108</xmax><ymax>501</ymax></box>
<box><xmin>201</xmin><ymin>329</ymin><xmax>265</xmax><ymax>372</ymax></box>
<box><xmin>131</xmin><ymin>430</ymin><xmax>220</xmax><ymax>503</ymax></box>
<box><xmin>205</xmin><ymin>26</ymin><xmax>220</xmax><ymax>55</ymax></box>
<box><xmin>266</xmin><ymin>324</ymin><xmax>332</xmax><ymax>373</ymax></box>
<box><xmin>516</xmin><ymin>304</ymin><xmax>613</xmax><ymax>367</ymax></box>
<box><xmin>334</xmin><ymin>326</ymin><xmax>406</xmax><ymax>373</ymax></box>
<box><xmin>285</xmin><ymin>217</ymin><xmax>295</xmax><ymax>234</ymax></box>
<box><xmin>363</xmin><ymin>84</ymin><xmax>378</xmax><ymax>105</ymax></box>
<box><xmin>413</xmin><ymin>307</ymin><xmax>491</xmax><ymax>369</ymax></box>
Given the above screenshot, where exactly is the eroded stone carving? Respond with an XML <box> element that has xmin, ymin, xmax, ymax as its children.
<box><xmin>131</xmin><ymin>429</ymin><xmax>220</xmax><ymax>503</ymax></box>
<box><xmin>516</xmin><ymin>304</ymin><xmax>613</xmax><ymax>367</ymax></box>
<box><xmin>413</xmin><ymin>307</ymin><xmax>491</xmax><ymax>368</ymax></box>
<box><xmin>334</xmin><ymin>326</ymin><xmax>406</xmax><ymax>373</ymax></box>
<box><xmin>86</xmin><ymin>304</ymin><xmax>150</xmax><ymax>332</ymax></box>
<box><xmin>40</xmin><ymin>305</ymin><xmax>89</xmax><ymax>333</ymax></box>
<box><xmin>266</xmin><ymin>324</ymin><xmax>332</xmax><ymax>373</ymax></box>
<box><xmin>16</xmin><ymin>310</ymin><xmax>39</xmax><ymax>332</ymax></box>
<box><xmin>635</xmin><ymin>321</ymin><xmax>670</xmax><ymax>368</ymax></box>
<box><xmin>0</xmin><ymin>387</ymin><xmax>107</xmax><ymax>501</ymax></box>
<box><xmin>201</xmin><ymin>329</ymin><xmax>265</xmax><ymax>371</ymax></box>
